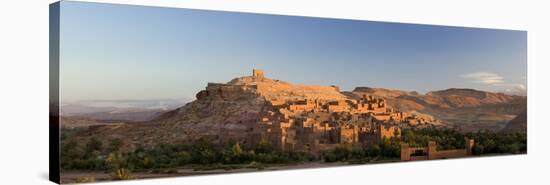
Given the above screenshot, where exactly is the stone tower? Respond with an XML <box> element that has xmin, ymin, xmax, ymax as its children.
<box><xmin>253</xmin><ymin>69</ymin><xmax>265</xmax><ymax>78</ymax></box>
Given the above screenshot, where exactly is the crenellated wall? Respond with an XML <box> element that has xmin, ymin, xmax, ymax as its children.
<box><xmin>401</xmin><ymin>138</ymin><xmax>474</xmax><ymax>161</ymax></box>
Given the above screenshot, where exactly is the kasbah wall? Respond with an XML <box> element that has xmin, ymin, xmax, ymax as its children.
<box><xmin>401</xmin><ymin>138</ymin><xmax>475</xmax><ymax>161</ymax></box>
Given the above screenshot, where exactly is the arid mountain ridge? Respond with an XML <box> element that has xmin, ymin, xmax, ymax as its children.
<box><xmin>348</xmin><ymin>87</ymin><xmax>524</xmax><ymax>109</ymax></box>
<box><xmin>346</xmin><ymin>87</ymin><xmax>526</xmax><ymax>132</ymax></box>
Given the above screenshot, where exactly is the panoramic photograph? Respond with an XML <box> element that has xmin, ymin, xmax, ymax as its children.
<box><xmin>54</xmin><ymin>1</ymin><xmax>527</xmax><ymax>183</ymax></box>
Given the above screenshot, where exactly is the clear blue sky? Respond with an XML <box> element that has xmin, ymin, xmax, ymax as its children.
<box><xmin>59</xmin><ymin>1</ymin><xmax>527</xmax><ymax>102</ymax></box>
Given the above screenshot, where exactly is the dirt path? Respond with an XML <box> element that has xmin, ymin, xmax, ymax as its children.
<box><xmin>60</xmin><ymin>162</ymin><xmax>349</xmax><ymax>183</ymax></box>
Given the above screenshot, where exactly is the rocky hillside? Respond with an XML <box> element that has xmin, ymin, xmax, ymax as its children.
<box><xmin>346</xmin><ymin>87</ymin><xmax>527</xmax><ymax>132</ymax></box>
<box><xmin>67</xmin><ymin>73</ymin><xmax>354</xmax><ymax>150</ymax></box>
<box><xmin>153</xmin><ymin>75</ymin><xmax>351</xmax><ymax>137</ymax></box>
<box><xmin>502</xmin><ymin>110</ymin><xmax>527</xmax><ymax>133</ymax></box>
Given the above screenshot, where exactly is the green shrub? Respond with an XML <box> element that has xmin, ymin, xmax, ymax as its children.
<box><xmin>473</xmin><ymin>144</ymin><xmax>485</xmax><ymax>155</ymax></box>
<box><xmin>332</xmin><ymin>146</ymin><xmax>351</xmax><ymax>161</ymax></box>
<box><xmin>323</xmin><ymin>152</ymin><xmax>337</xmax><ymax>162</ymax></box>
<box><xmin>75</xmin><ymin>177</ymin><xmax>96</xmax><ymax>183</ymax></box>
<box><xmin>111</xmin><ymin>168</ymin><xmax>135</xmax><ymax>180</ymax></box>
<box><xmin>254</xmin><ymin>139</ymin><xmax>273</xmax><ymax>154</ymax></box>
<box><xmin>365</xmin><ymin>144</ymin><xmax>381</xmax><ymax>157</ymax></box>
<box><xmin>107</xmin><ymin>138</ymin><xmax>123</xmax><ymax>153</ymax></box>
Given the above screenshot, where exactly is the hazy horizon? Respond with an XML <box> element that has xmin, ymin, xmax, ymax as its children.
<box><xmin>59</xmin><ymin>1</ymin><xmax>527</xmax><ymax>103</ymax></box>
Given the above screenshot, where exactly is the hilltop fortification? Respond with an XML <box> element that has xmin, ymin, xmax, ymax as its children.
<box><xmin>74</xmin><ymin>70</ymin><xmax>443</xmax><ymax>152</ymax></box>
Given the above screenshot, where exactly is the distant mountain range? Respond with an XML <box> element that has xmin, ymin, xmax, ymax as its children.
<box><xmin>60</xmin><ymin>99</ymin><xmax>188</xmax><ymax>122</ymax></box>
<box><xmin>345</xmin><ymin>87</ymin><xmax>526</xmax><ymax>132</ymax></box>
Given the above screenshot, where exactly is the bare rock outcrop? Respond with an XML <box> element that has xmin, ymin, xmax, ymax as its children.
<box><xmin>502</xmin><ymin>110</ymin><xmax>527</xmax><ymax>133</ymax></box>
